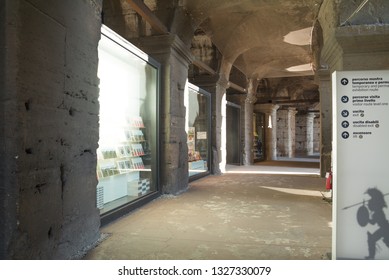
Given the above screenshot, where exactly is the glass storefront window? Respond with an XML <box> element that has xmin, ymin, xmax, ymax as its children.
<box><xmin>185</xmin><ymin>84</ymin><xmax>211</xmax><ymax>178</ymax></box>
<box><xmin>96</xmin><ymin>26</ymin><xmax>159</xmax><ymax>216</ymax></box>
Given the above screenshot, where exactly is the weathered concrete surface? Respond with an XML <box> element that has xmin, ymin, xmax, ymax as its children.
<box><xmin>84</xmin><ymin>165</ymin><xmax>331</xmax><ymax>260</ymax></box>
<box><xmin>0</xmin><ymin>0</ymin><xmax>102</xmax><ymax>259</ymax></box>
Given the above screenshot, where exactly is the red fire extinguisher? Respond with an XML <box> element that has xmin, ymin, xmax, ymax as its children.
<box><xmin>325</xmin><ymin>171</ymin><xmax>332</xmax><ymax>190</ymax></box>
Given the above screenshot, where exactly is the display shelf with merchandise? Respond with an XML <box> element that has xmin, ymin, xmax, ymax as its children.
<box><xmin>96</xmin><ymin>116</ymin><xmax>152</xmax><ymax>209</ymax></box>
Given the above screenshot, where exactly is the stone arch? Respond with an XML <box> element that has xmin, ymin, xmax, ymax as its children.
<box><xmin>311</xmin><ymin>19</ymin><xmax>324</xmax><ymax>72</ymax></box>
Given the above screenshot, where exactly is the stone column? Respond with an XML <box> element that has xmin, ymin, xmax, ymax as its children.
<box><xmin>306</xmin><ymin>112</ymin><xmax>316</xmax><ymax>156</ymax></box>
<box><xmin>241</xmin><ymin>99</ymin><xmax>254</xmax><ymax>165</ymax></box>
<box><xmin>276</xmin><ymin>109</ymin><xmax>288</xmax><ymax>157</ymax></box>
<box><xmin>287</xmin><ymin>108</ymin><xmax>298</xmax><ymax>158</ymax></box>
<box><xmin>318</xmin><ymin>69</ymin><xmax>332</xmax><ymax>177</ymax></box>
<box><xmin>255</xmin><ymin>104</ymin><xmax>279</xmax><ymax>160</ymax></box>
<box><xmin>276</xmin><ymin>107</ymin><xmax>297</xmax><ymax>158</ymax></box>
<box><xmin>134</xmin><ymin>34</ymin><xmax>193</xmax><ymax>194</ymax></box>
<box><xmin>241</xmin><ymin>79</ymin><xmax>257</xmax><ymax>165</ymax></box>
<box><xmin>313</xmin><ymin>114</ymin><xmax>320</xmax><ymax>154</ymax></box>
<box><xmin>215</xmin><ymin>76</ymin><xmax>229</xmax><ymax>173</ymax></box>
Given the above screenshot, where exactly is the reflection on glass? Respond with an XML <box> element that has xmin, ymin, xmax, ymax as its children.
<box><xmin>96</xmin><ymin>28</ymin><xmax>158</xmax><ymax>214</ymax></box>
<box><xmin>186</xmin><ymin>85</ymin><xmax>210</xmax><ymax>177</ymax></box>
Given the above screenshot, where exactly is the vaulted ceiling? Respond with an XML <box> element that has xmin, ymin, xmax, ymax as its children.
<box><xmin>182</xmin><ymin>0</ymin><xmax>323</xmax><ymax>79</ymax></box>
<box><xmin>103</xmin><ymin>0</ymin><xmax>324</xmax><ymax>109</ymax></box>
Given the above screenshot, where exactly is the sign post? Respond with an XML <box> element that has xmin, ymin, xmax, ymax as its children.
<box><xmin>332</xmin><ymin>70</ymin><xmax>389</xmax><ymax>260</ymax></box>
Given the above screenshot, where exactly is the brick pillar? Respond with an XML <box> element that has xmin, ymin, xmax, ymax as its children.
<box><xmin>134</xmin><ymin>34</ymin><xmax>193</xmax><ymax>193</ymax></box>
<box><xmin>255</xmin><ymin>104</ymin><xmax>279</xmax><ymax>160</ymax></box>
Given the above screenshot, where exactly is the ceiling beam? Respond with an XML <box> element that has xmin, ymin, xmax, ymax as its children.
<box><xmin>229</xmin><ymin>82</ymin><xmax>246</xmax><ymax>93</ymax></box>
<box><xmin>192</xmin><ymin>60</ymin><xmax>216</xmax><ymax>75</ymax></box>
<box><xmin>126</xmin><ymin>0</ymin><xmax>168</xmax><ymax>34</ymax></box>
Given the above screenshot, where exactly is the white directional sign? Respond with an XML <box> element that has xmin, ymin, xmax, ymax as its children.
<box><xmin>332</xmin><ymin>70</ymin><xmax>389</xmax><ymax>260</ymax></box>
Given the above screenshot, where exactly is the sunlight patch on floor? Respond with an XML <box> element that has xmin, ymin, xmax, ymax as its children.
<box><xmin>259</xmin><ymin>186</ymin><xmax>323</xmax><ymax>197</ymax></box>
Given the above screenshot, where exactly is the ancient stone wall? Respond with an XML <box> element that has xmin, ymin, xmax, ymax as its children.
<box><xmin>1</xmin><ymin>0</ymin><xmax>102</xmax><ymax>259</ymax></box>
<box><xmin>276</xmin><ymin>110</ymin><xmax>288</xmax><ymax>157</ymax></box>
<box><xmin>276</xmin><ymin>108</ymin><xmax>297</xmax><ymax>158</ymax></box>
<box><xmin>338</xmin><ymin>0</ymin><xmax>389</xmax><ymax>26</ymax></box>
<box><xmin>313</xmin><ymin>116</ymin><xmax>320</xmax><ymax>153</ymax></box>
<box><xmin>296</xmin><ymin>114</ymin><xmax>309</xmax><ymax>155</ymax></box>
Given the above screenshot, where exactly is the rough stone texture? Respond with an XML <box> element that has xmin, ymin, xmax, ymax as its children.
<box><xmin>277</xmin><ymin>110</ymin><xmax>289</xmax><ymax>157</ymax></box>
<box><xmin>102</xmin><ymin>0</ymin><xmax>150</xmax><ymax>39</ymax></box>
<box><xmin>317</xmin><ymin>0</ymin><xmax>389</xmax><ymax>176</ymax></box>
<box><xmin>240</xmin><ymin>99</ymin><xmax>254</xmax><ymax>166</ymax></box>
<box><xmin>318</xmin><ymin>69</ymin><xmax>332</xmax><ymax>177</ymax></box>
<box><xmin>295</xmin><ymin>114</ymin><xmax>315</xmax><ymax>155</ymax></box>
<box><xmin>338</xmin><ymin>0</ymin><xmax>389</xmax><ymax>26</ymax></box>
<box><xmin>313</xmin><ymin>115</ymin><xmax>320</xmax><ymax>154</ymax></box>
<box><xmin>1</xmin><ymin>0</ymin><xmax>102</xmax><ymax>259</ymax></box>
<box><xmin>276</xmin><ymin>108</ymin><xmax>297</xmax><ymax>158</ymax></box>
<box><xmin>240</xmin><ymin>79</ymin><xmax>258</xmax><ymax>165</ymax></box>
<box><xmin>0</xmin><ymin>0</ymin><xmax>17</xmax><ymax>260</ymax></box>
<box><xmin>184</xmin><ymin>0</ymin><xmax>323</xmax><ymax>79</ymax></box>
<box><xmin>2</xmin><ymin>0</ymin><xmax>389</xmax><ymax>259</ymax></box>
<box><xmin>188</xmin><ymin>73</ymin><xmax>228</xmax><ymax>175</ymax></box>
<box><xmin>255</xmin><ymin>104</ymin><xmax>279</xmax><ymax>160</ymax></box>
<box><xmin>215</xmin><ymin>61</ymin><xmax>232</xmax><ymax>173</ymax></box>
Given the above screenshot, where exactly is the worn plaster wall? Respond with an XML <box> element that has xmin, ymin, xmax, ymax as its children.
<box><xmin>1</xmin><ymin>0</ymin><xmax>102</xmax><ymax>259</ymax></box>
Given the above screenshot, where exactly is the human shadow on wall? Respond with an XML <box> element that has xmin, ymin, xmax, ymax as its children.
<box><xmin>344</xmin><ymin>187</ymin><xmax>389</xmax><ymax>259</ymax></box>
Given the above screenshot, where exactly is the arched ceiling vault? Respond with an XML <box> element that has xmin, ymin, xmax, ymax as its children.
<box><xmin>183</xmin><ymin>0</ymin><xmax>323</xmax><ymax>79</ymax></box>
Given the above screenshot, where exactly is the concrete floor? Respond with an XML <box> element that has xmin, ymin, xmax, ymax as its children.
<box><xmin>84</xmin><ymin>159</ymin><xmax>332</xmax><ymax>260</ymax></box>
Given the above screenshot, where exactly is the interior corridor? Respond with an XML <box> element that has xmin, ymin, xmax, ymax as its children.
<box><xmin>84</xmin><ymin>159</ymin><xmax>332</xmax><ymax>260</ymax></box>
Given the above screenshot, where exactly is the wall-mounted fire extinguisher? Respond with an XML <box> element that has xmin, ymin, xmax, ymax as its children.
<box><xmin>325</xmin><ymin>171</ymin><xmax>332</xmax><ymax>190</ymax></box>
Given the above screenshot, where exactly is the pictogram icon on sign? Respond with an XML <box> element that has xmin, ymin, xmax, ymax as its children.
<box><xmin>341</xmin><ymin>96</ymin><xmax>349</xmax><ymax>103</ymax></box>
<box><xmin>342</xmin><ymin>131</ymin><xmax>349</xmax><ymax>139</ymax></box>
<box><xmin>341</xmin><ymin>110</ymin><xmax>349</xmax><ymax>117</ymax></box>
<box><xmin>342</xmin><ymin>121</ymin><xmax>349</xmax><ymax>128</ymax></box>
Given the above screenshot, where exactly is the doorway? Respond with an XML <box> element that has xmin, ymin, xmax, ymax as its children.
<box><xmin>226</xmin><ymin>102</ymin><xmax>241</xmax><ymax>165</ymax></box>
